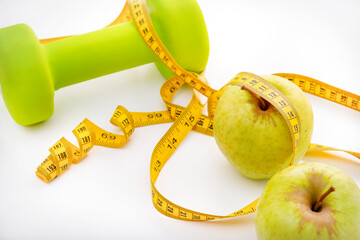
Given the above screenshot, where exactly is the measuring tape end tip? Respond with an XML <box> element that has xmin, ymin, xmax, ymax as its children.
<box><xmin>35</xmin><ymin>171</ymin><xmax>50</xmax><ymax>183</ymax></box>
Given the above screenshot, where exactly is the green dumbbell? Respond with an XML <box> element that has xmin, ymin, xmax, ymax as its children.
<box><xmin>0</xmin><ymin>0</ymin><xmax>209</xmax><ymax>126</ymax></box>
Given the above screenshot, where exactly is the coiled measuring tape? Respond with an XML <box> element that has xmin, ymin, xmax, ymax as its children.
<box><xmin>36</xmin><ymin>0</ymin><xmax>360</xmax><ymax>221</ymax></box>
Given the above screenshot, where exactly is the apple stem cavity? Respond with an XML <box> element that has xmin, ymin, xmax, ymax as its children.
<box><xmin>312</xmin><ymin>185</ymin><xmax>336</xmax><ymax>212</ymax></box>
<box><xmin>241</xmin><ymin>86</ymin><xmax>269</xmax><ymax>111</ymax></box>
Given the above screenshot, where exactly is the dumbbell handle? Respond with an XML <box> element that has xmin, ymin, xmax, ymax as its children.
<box><xmin>46</xmin><ymin>21</ymin><xmax>157</xmax><ymax>90</ymax></box>
<box><xmin>0</xmin><ymin>0</ymin><xmax>209</xmax><ymax>125</ymax></box>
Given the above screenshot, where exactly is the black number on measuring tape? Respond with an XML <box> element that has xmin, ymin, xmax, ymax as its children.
<box><xmin>113</xmin><ymin>111</ymin><xmax>121</xmax><ymax>118</ymax></box>
<box><xmin>180</xmin><ymin>73</ymin><xmax>187</xmax><ymax>79</ymax></box>
<box><xmin>341</xmin><ymin>95</ymin><xmax>347</xmax><ymax>103</ymax></box>
<box><xmin>170</xmin><ymin>65</ymin><xmax>177</xmax><ymax>72</ymax></box>
<box><xmin>77</xmin><ymin>126</ymin><xmax>86</xmax><ymax>133</ymax></box>
<box><xmin>83</xmin><ymin>147</ymin><xmax>91</xmax><ymax>154</ymax></box>
<box><xmin>162</xmin><ymin>55</ymin><xmax>169</xmax><ymax>63</ymax></box>
<box><xmin>352</xmin><ymin>99</ymin><xmax>358</xmax><ymax>108</ymax></box>
<box><xmin>142</xmin><ymin>27</ymin><xmax>148</xmax><ymax>35</ymax></box>
<box><xmin>122</xmin><ymin>118</ymin><xmax>130</xmax><ymax>126</ymax></box>
<box><xmin>278</xmin><ymin>100</ymin><xmax>287</xmax><ymax>107</ymax></box>
<box><xmin>268</xmin><ymin>92</ymin><xmax>278</xmax><ymax>98</ymax></box>
<box><xmin>156</xmin><ymin>160</ymin><xmax>161</xmax><ymax>167</ymax></box>
<box><xmin>287</xmin><ymin>111</ymin><xmax>295</xmax><ymax>119</ymax></box>
<box><xmin>299</xmin><ymin>80</ymin><xmax>305</xmax><ymax>88</ymax></box>
<box><xmin>293</xmin><ymin>124</ymin><xmax>299</xmax><ymax>133</ymax></box>
<box><xmin>309</xmin><ymin>82</ymin><xmax>316</xmax><ymax>92</ymax></box>
<box><xmin>180</xmin><ymin>211</ymin><xmax>187</xmax><ymax>218</ymax></box>
<box><xmin>61</xmin><ymin>164</ymin><xmax>68</xmax><ymax>171</ymax></box>
<box><xmin>197</xmin><ymin>117</ymin><xmax>204</xmax><ymax>126</ymax></box>
<box><xmin>167</xmin><ymin>206</ymin><xmax>174</xmax><ymax>213</ymax></box>
<box><xmin>249</xmin><ymin>79</ymin><xmax>258</xmax><ymax>85</ymax></box>
<box><xmin>135</xmin><ymin>10</ymin><xmax>142</xmax><ymax>17</ymax></box>
<box><xmin>157</xmin><ymin>198</ymin><xmax>163</xmax><ymax>207</ymax></box>
<box><xmin>57</xmin><ymin>152</ymin><xmax>67</xmax><ymax>160</ymax></box>
<box><xmin>82</xmin><ymin>136</ymin><xmax>91</xmax><ymax>144</ymax></box>
<box><xmin>199</xmin><ymin>87</ymin><xmax>206</xmax><ymax>93</ymax></box>
<box><xmin>147</xmin><ymin>36</ymin><xmax>154</xmax><ymax>44</ymax></box>
<box><xmin>52</xmin><ymin>142</ymin><xmax>63</xmax><ymax>149</ymax></box>
<box><xmin>175</xmin><ymin>110</ymin><xmax>182</xmax><ymax>117</ymax></box>
<box><xmin>259</xmin><ymin>85</ymin><xmax>268</xmax><ymax>91</ymax></box>
<box><xmin>320</xmin><ymin>87</ymin><xmax>326</xmax><ymax>96</ymax></box>
<box><xmin>330</xmin><ymin>92</ymin><xmax>336</xmax><ymax>100</ymax></box>
<box><xmin>47</xmin><ymin>164</ymin><xmax>56</xmax><ymax>173</ymax></box>
<box><xmin>127</xmin><ymin>129</ymin><xmax>133</xmax><ymax>137</ymax></box>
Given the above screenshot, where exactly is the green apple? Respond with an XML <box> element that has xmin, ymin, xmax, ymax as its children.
<box><xmin>255</xmin><ymin>162</ymin><xmax>360</xmax><ymax>240</ymax></box>
<box><xmin>213</xmin><ymin>74</ymin><xmax>313</xmax><ymax>179</ymax></box>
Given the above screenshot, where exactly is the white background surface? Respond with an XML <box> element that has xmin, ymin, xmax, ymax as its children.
<box><xmin>0</xmin><ymin>0</ymin><xmax>360</xmax><ymax>239</ymax></box>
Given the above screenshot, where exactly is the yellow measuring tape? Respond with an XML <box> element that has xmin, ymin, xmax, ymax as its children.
<box><xmin>36</xmin><ymin>0</ymin><xmax>360</xmax><ymax>221</ymax></box>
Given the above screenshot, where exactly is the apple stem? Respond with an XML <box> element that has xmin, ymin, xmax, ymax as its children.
<box><xmin>312</xmin><ymin>186</ymin><xmax>336</xmax><ymax>212</ymax></box>
<box><xmin>241</xmin><ymin>86</ymin><xmax>269</xmax><ymax>111</ymax></box>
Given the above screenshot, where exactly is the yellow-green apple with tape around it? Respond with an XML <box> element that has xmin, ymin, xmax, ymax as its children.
<box><xmin>255</xmin><ymin>162</ymin><xmax>360</xmax><ymax>240</ymax></box>
<box><xmin>213</xmin><ymin>74</ymin><xmax>314</xmax><ymax>179</ymax></box>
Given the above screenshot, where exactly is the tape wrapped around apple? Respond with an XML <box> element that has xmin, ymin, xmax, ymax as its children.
<box><xmin>255</xmin><ymin>162</ymin><xmax>360</xmax><ymax>240</ymax></box>
<box><xmin>213</xmin><ymin>74</ymin><xmax>314</xmax><ymax>179</ymax></box>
